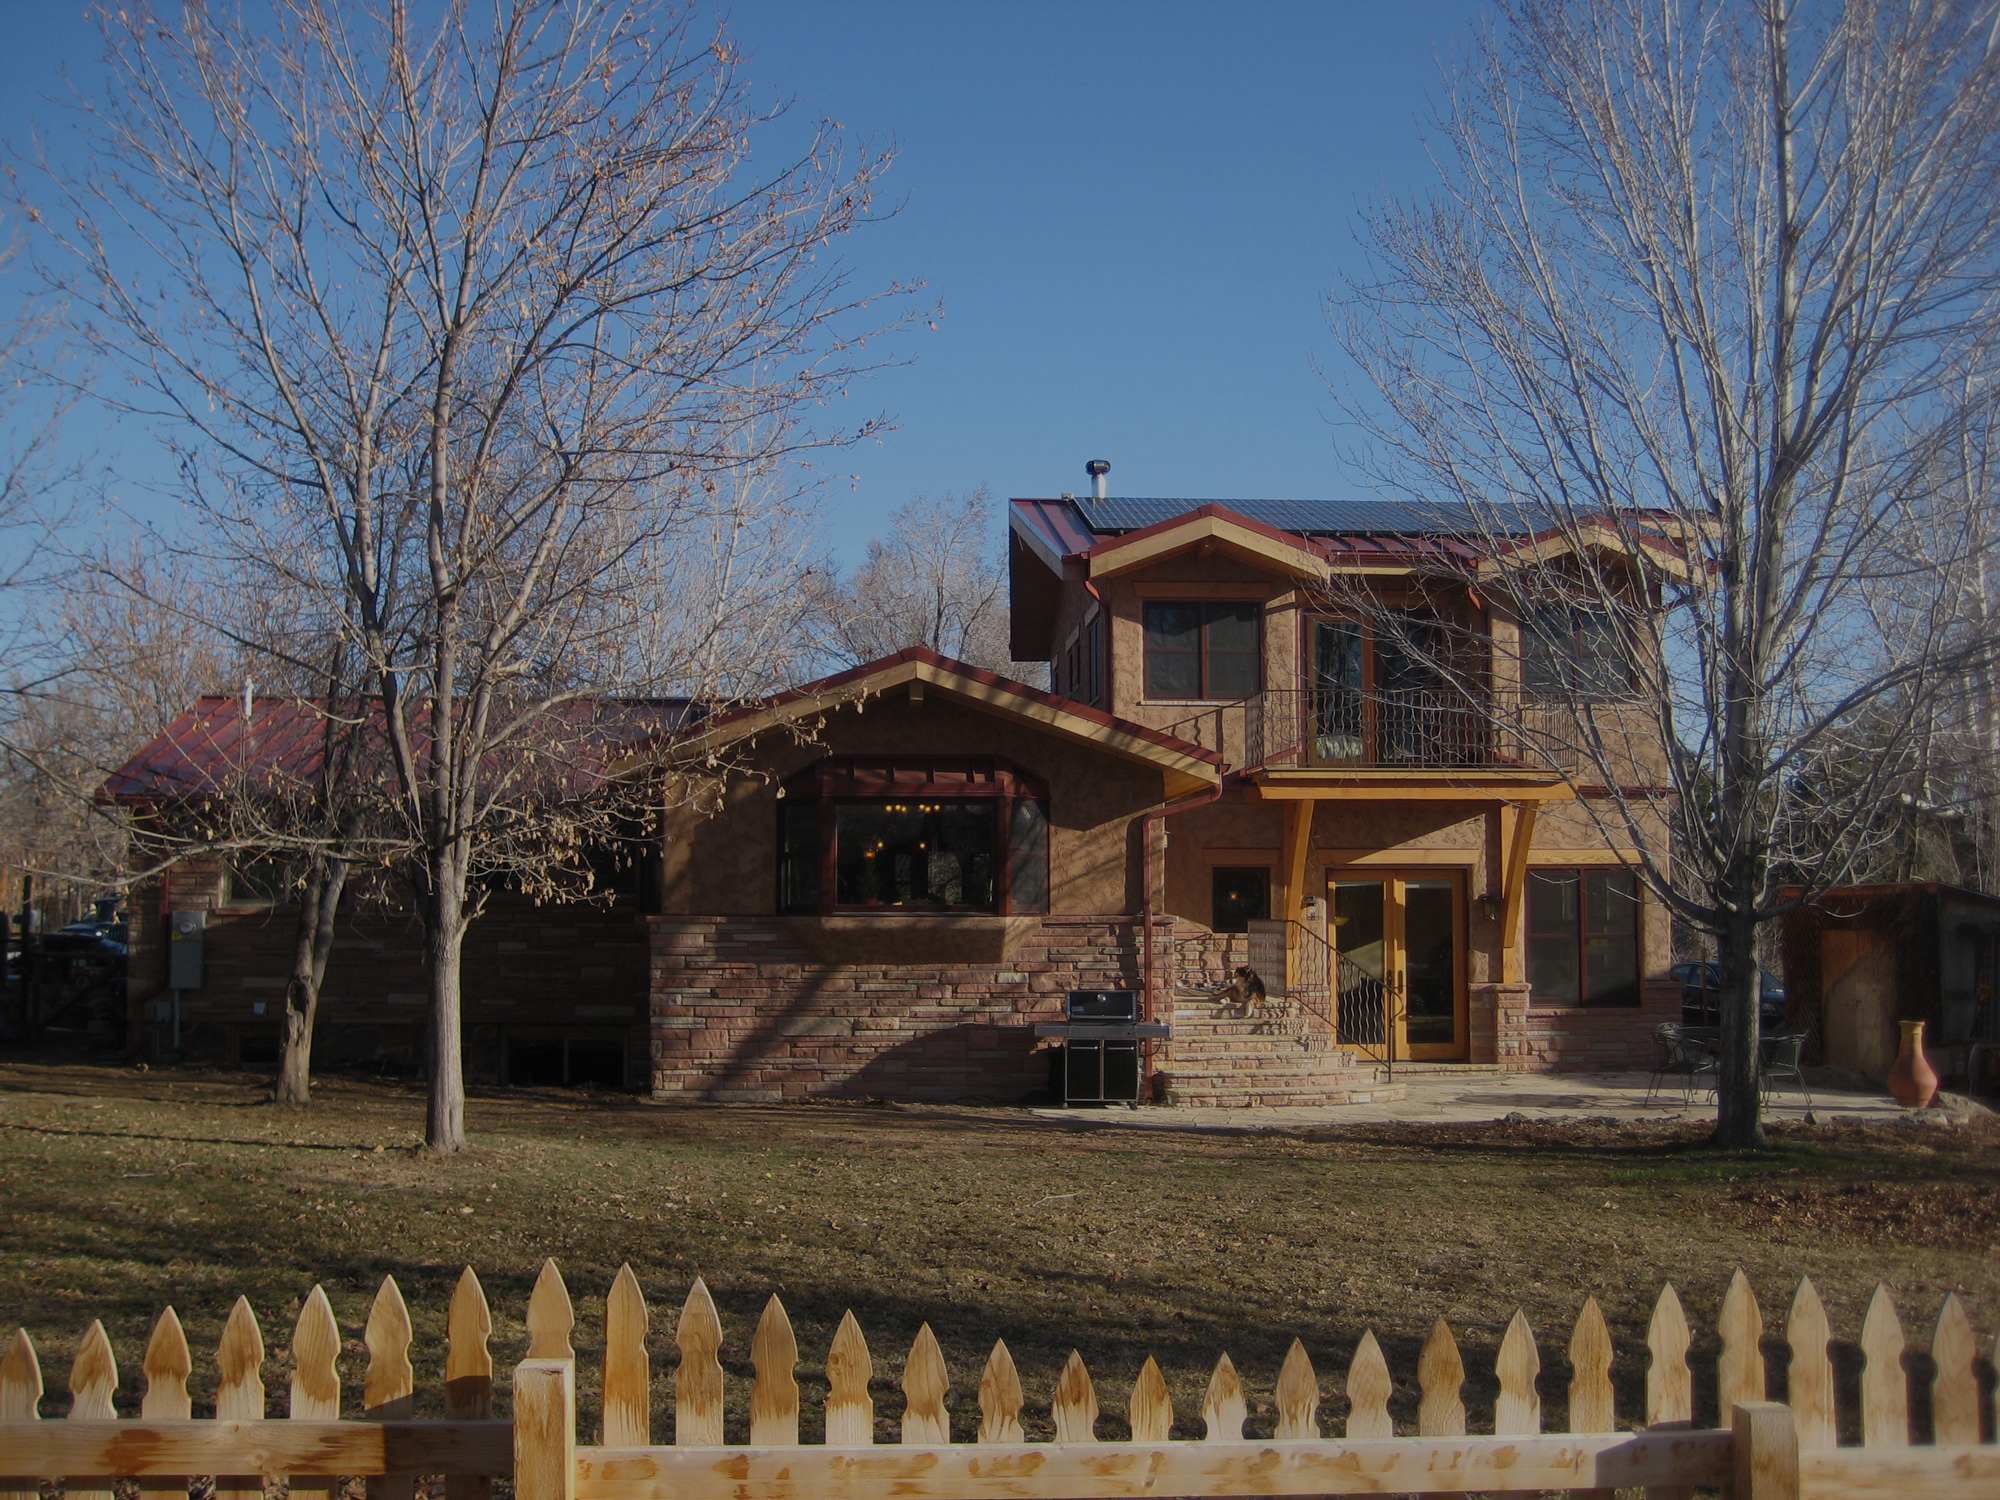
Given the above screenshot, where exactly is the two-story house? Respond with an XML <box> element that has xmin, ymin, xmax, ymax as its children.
<box><xmin>109</xmin><ymin>473</ymin><xmax>1681</xmax><ymax>1103</ymax></box>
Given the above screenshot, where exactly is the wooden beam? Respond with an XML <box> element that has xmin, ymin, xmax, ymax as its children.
<box><xmin>1499</xmin><ymin>804</ymin><xmax>1538</xmax><ymax>985</ymax></box>
<box><xmin>1731</xmin><ymin>1404</ymin><xmax>1798</xmax><ymax>1500</ymax></box>
<box><xmin>1280</xmin><ymin>799</ymin><xmax>1313</xmax><ymax>978</ymax></box>
<box><xmin>514</xmin><ymin>1362</ymin><xmax>575</xmax><ymax>1500</ymax></box>
<box><xmin>1251</xmin><ymin>783</ymin><xmax>1574</xmax><ymax>803</ymax></box>
<box><xmin>0</xmin><ymin>1422</ymin><xmax>512</xmax><ymax>1476</ymax></box>
<box><xmin>571</xmin><ymin>1432</ymin><xmax>1735</xmax><ymax>1500</ymax></box>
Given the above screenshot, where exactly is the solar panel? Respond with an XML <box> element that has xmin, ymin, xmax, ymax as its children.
<box><xmin>1072</xmin><ymin>495</ymin><xmax>1549</xmax><ymax>535</ymax></box>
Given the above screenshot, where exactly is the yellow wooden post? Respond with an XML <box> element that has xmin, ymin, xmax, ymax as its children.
<box><xmin>1498</xmin><ymin>804</ymin><xmax>1538</xmax><ymax>984</ymax></box>
<box><xmin>1731</xmin><ymin>1402</ymin><xmax>1800</xmax><ymax>1500</ymax></box>
<box><xmin>512</xmin><ymin>1359</ymin><xmax>575</xmax><ymax>1500</ymax></box>
<box><xmin>1281</xmin><ymin>798</ymin><xmax>1314</xmax><ymax>980</ymax></box>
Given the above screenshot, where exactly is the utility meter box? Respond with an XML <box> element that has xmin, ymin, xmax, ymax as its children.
<box><xmin>168</xmin><ymin>909</ymin><xmax>206</xmax><ymax>990</ymax></box>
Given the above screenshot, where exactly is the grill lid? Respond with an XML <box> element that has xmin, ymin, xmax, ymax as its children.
<box><xmin>1066</xmin><ymin>989</ymin><xmax>1139</xmax><ymax>1022</ymax></box>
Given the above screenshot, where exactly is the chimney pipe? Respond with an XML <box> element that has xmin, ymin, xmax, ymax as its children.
<box><xmin>1085</xmin><ymin>458</ymin><xmax>1110</xmax><ymax>502</ymax></box>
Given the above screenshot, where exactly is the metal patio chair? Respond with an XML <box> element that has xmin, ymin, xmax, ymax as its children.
<box><xmin>1759</xmin><ymin>1030</ymin><xmax>1814</xmax><ymax>1114</ymax></box>
<box><xmin>1645</xmin><ymin>1022</ymin><xmax>1717</xmax><ymax>1109</ymax></box>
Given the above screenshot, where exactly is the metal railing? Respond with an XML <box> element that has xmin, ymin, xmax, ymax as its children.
<box><xmin>1246</xmin><ymin>687</ymin><xmax>1505</xmax><ymax>771</ymax></box>
<box><xmin>1246</xmin><ymin>918</ymin><xmax>1395</xmax><ymax>1072</ymax></box>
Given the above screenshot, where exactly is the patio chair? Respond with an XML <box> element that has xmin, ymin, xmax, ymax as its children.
<box><xmin>1645</xmin><ymin>1022</ymin><xmax>1717</xmax><ymax>1109</ymax></box>
<box><xmin>1759</xmin><ymin>1031</ymin><xmax>1814</xmax><ymax>1114</ymax></box>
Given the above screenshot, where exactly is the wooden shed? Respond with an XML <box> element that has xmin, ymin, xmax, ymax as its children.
<box><xmin>1780</xmin><ymin>882</ymin><xmax>2000</xmax><ymax>1091</ymax></box>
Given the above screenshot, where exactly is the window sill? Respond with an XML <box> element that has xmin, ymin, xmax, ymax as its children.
<box><xmin>785</xmin><ymin>914</ymin><xmax>1040</xmax><ymax>965</ymax></box>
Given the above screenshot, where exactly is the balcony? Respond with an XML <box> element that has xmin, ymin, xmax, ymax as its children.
<box><xmin>1248</xmin><ymin>686</ymin><xmax>1503</xmax><ymax>771</ymax></box>
<box><xmin>1162</xmin><ymin>688</ymin><xmax>1572</xmax><ymax>777</ymax></box>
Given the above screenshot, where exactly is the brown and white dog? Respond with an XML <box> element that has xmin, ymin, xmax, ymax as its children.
<box><xmin>1213</xmin><ymin>965</ymin><xmax>1268</xmax><ymax>1019</ymax></box>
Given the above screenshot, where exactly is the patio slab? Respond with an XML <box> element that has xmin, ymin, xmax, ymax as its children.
<box><xmin>1034</xmin><ymin>1069</ymin><xmax>1956</xmax><ymax>1130</ymax></box>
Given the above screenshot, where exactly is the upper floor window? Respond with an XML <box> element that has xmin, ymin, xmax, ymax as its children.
<box><xmin>1143</xmin><ymin>601</ymin><xmax>1260</xmax><ymax>701</ymax></box>
<box><xmin>776</xmin><ymin>757</ymin><xmax>1050</xmax><ymax>917</ymax></box>
<box><xmin>1521</xmin><ymin>604</ymin><xmax>1631</xmax><ymax>699</ymax></box>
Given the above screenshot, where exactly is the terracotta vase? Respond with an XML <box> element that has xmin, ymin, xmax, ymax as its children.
<box><xmin>1886</xmin><ymin>1019</ymin><xmax>1939</xmax><ymax>1110</ymax></box>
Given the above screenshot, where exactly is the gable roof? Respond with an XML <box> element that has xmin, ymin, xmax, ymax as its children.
<box><xmin>617</xmin><ymin>647</ymin><xmax>1225</xmax><ymax>799</ymax></box>
<box><xmin>1081</xmin><ymin>505</ymin><xmax>1330</xmax><ymax>583</ymax></box>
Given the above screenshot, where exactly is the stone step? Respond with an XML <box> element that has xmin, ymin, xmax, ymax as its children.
<box><xmin>1162</xmin><ymin>1079</ymin><xmax>1409</xmax><ymax>1108</ymax></box>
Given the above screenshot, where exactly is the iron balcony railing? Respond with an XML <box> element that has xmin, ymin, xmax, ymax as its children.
<box><xmin>1160</xmin><ymin>687</ymin><xmax>1583</xmax><ymax>773</ymax></box>
<box><xmin>1246</xmin><ymin>686</ymin><xmax>1507</xmax><ymax>771</ymax></box>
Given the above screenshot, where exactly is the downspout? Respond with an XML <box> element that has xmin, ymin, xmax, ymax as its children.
<box><xmin>1140</xmin><ymin>779</ymin><xmax>1224</xmax><ymax>1095</ymax></box>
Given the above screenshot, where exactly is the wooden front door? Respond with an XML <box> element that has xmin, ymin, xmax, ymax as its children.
<box><xmin>1331</xmin><ymin>871</ymin><xmax>1468</xmax><ymax>1061</ymax></box>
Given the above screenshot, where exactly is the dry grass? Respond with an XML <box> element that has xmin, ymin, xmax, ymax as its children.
<box><xmin>1</xmin><ymin>1059</ymin><xmax>1994</xmax><ymax>1448</ymax></box>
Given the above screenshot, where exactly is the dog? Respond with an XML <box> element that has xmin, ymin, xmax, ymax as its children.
<box><xmin>1213</xmin><ymin>965</ymin><xmax>1268</xmax><ymax>1019</ymax></box>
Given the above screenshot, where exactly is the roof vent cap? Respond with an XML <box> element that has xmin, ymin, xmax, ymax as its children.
<box><xmin>1084</xmin><ymin>458</ymin><xmax>1110</xmax><ymax>501</ymax></box>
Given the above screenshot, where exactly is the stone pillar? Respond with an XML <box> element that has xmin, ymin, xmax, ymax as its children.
<box><xmin>1472</xmin><ymin>981</ymin><xmax>1533</xmax><ymax>1067</ymax></box>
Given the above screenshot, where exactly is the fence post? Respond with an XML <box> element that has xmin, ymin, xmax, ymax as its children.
<box><xmin>514</xmin><ymin>1359</ymin><xmax>575</xmax><ymax>1500</ymax></box>
<box><xmin>1731</xmin><ymin>1402</ymin><xmax>1799</xmax><ymax>1500</ymax></box>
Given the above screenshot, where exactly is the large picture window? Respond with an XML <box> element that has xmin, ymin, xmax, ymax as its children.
<box><xmin>1525</xmin><ymin>867</ymin><xmax>1641</xmax><ymax>1006</ymax></box>
<box><xmin>1143</xmin><ymin>601</ymin><xmax>1260</xmax><ymax>701</ymax></box>
<box><xmin>776</xmin><ymin>757</ymin><xmax>1051</xmax><ymax>916</ymax></box>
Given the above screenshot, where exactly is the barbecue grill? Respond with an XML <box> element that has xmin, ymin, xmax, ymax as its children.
<box><xmin>1034</xmin><ymin>990</ymin><xmax>1171</xmax><ymax>1104</ymax></box>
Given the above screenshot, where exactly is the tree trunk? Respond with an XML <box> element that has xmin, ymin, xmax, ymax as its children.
<box><xmin>1712</xmin><ymin>894</ymin><xmax>1766</xmax><ymax>1149</ymax></box>
<box><xmin>275</xmin><ymin>859</ymin><xmax>349</xmax><ymax>1108</ymax></box>
<box><xmin>425</xmin><ymin>848</ymin><xmax>470</xmax><ymax>1154</ymax></box>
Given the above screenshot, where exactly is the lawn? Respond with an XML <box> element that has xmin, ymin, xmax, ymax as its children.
<box><xmin>1</xmin><ymin>1060</ymin><xmax>1994</xmax><ymax>1449</ymax></box>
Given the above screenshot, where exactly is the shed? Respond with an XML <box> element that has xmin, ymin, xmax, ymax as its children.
<box><xmin>1780</xmin><ymin>882</ymin><xmax>2000</xmax><ymax>1091</ymax></box>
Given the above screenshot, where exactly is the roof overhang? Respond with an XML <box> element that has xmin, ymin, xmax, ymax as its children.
<box><xmin>1477</xmin><ymin>519</ymin><xmax>1700</xmax><ymax>583</ymax></box>
<box><xmin>618</xmin><ymin>650</ymin><xmax>1225</xmax><ymax>800</ymax></box>
<box><xmin>1084</xmin><ymin>506</ymin><xmax>1329</xmax><ymax>584</ymax></box>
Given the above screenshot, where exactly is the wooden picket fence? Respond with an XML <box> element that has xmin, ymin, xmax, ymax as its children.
<box><xmin>1</xmin><ymin>1260</ymin><xmax>1997</xmax><ymax>1500</ymax></box>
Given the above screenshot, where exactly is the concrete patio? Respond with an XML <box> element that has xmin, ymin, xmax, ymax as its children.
<box><xmin>1036</xmin><ymin>1067</ymin><xmax>1988</xmax><ymax>1129</ymax></box>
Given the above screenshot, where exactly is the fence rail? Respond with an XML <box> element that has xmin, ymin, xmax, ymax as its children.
<box><xmin>2</xmin><ymin>1260</ymin><xmax>1996</xmax><ymax>1500</ymax></box>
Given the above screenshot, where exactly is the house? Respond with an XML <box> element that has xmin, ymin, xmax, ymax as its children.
<box><xmin>107</xmin><ymin>475</ymin><xmax>1683</xmax><ymax>1103</ymax></box>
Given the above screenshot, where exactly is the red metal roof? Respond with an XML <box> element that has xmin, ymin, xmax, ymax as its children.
<box><xmin>101</xmin><ymin>695</ymin><xmax>692</xmax><ymax>804</ymax></box>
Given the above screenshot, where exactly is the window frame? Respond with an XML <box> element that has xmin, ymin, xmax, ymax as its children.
<box><xmin>776</xmin><ymin>757</ymin><xmax>1051</xmax><ymax>917</ymax></box>
<box><xmin>1142</xmin><ymin>600</ymin><xmax>1263</xmax><ymax>703</ymax></box>
<box><xmin>1210</xmin><ymin>866</ymin><xmax>1272</xmax><ymax>935</ymax></box>
<box><xmin>1519</xmin><ymin>602</ymin><xmax>1635</xmax><ymax>701</ymax></box>
<box><xmin>1524</xmin><ymin>865</ymin><xmax>1643</xmax><ymax>1008</ymax></box>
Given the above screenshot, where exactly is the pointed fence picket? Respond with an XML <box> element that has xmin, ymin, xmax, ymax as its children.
<box><xmin>2</xmin><ymin>1263</ymin><xmax>1998</xmax><ymax>1500</ymax></box>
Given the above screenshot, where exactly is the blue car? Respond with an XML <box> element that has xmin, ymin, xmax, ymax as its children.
<box><xmin>1672</xmin><ymin>960</ymin><xmax>1786</xmax><ymax>1027</ymax></box>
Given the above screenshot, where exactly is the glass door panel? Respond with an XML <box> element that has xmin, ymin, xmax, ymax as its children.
<box><xmin>1333</xmin><ymin>880</ymin><xmax>1390</xmax><ymax>1053</ymax></box>
<box><xmin>1312</xmin><ymin>621</ymin><xmax>1365</xmax><ymax>763</ymax></box>
<box><xmin>1401</xmin><ymin>878</ymin><xmax>1459</xmax><ymax>1050</ymax></box>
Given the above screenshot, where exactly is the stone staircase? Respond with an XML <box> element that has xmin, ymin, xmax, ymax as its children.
<box><xmin>1157</xmin><ymin>997</ymin><xmax>1408</xmax><ymax>1108</ymax></box>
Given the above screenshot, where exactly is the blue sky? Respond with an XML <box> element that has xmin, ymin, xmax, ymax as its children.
<box><xmin>0</xmin><ymin>1</ymin><xmax>1482</xmax><ymax>560</ymax></box>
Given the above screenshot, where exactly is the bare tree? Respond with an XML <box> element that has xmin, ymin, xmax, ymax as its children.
<box><xmin>1328</xmin><ymin>0</ymin><xmax>2000</xmax><ymax>1147</ymax></box>
<box><xmin>33</xmin><ymin>0</ymin><xmax>905</xmax><ymax>1150</ymax></box>
<box><xmin>809</xmin><ymin>485</ymin><xmax>1045</xmax><ymax>679</ymax></box>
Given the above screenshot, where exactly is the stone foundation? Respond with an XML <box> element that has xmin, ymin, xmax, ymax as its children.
<box><xmin>1494</xmin><ymin>979</ymin><xmax>1681</xmax><ymax>1071</ymax></box>
<box><xmin>647</xmin><ymin>914</ymin><xmax>1145</xmax><ymax>1102</ymax></box>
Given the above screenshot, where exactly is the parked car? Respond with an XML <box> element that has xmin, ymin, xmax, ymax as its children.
<box><xmin>1672</xmin><ymin>960</ymin><xmax>1787</xmax><ymax>1027</ymax></box>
